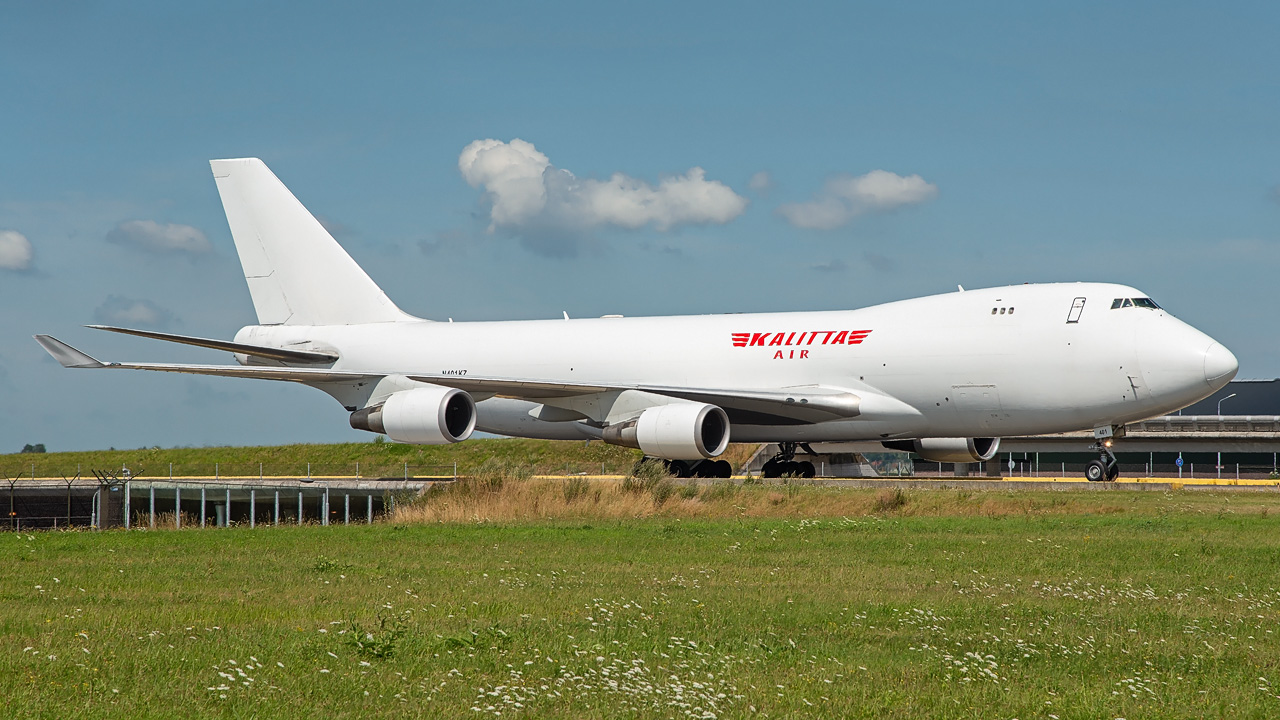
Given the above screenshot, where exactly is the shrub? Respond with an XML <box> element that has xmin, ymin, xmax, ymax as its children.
<box><xmin>679</xmin><ymin>482</ymin><xmax>700</xmax><ymax>500</ymax></box>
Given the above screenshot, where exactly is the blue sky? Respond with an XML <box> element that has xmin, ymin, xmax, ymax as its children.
<box><xmin>2</xmin><ymin>1</ymin><xmax>1277</xmax><ymax>451</ymax></box>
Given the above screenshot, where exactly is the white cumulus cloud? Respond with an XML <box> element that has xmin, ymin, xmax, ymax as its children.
<box><xmin>106</xmin><ymin>220</ymin><xmax>211</xmax><ymax>254</ymax></box>
<box><xmin>93</xmin><ymin>296</ymin><xmax>176</xmax><ymax>329</ymax></box>
<box><xmin>459</xmin><ymin>138</ymin><xmax>749</xmax><ymax>236</ymax></box>
<box><xmin>778</xmin><ymin>170</ymin><xmax>937</xmax><ymax>230</ymax></box>
<box><xmin>0</xmin><ymin>230</ymin><xmax>34</xmax><ymax>271</ymax></box>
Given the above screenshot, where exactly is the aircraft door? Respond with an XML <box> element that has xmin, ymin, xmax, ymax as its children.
<box><xmin>1066</xmin><ymin>297</ymin><xmax>1086</xmax><ymax>323</ymax></box>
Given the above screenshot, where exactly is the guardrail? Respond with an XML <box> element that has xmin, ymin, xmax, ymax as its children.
<box><xmin>1130</xmin><ymin>416</ymin><xmax>1280</xmax><ymax>434</ymax></box>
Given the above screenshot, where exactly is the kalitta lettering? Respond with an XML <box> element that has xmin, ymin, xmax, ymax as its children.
<box><xmin>731</xmin><ymin>330</ymin><xmax>872</xmax><ymax>348</ymax></box>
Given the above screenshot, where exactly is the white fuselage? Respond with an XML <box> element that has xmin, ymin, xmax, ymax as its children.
<box><xmin>236</xmin><ymin>282</ymin><xmax>1236</xmax><ymax>444</ymax></box>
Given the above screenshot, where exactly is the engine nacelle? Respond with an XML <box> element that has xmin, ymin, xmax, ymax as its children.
<box><xmin>601</xmin><ymin>403</ymin><xmax>730</xmax><ymax>460</ymax></box>
<box><xmin>349</xmin><ymin>386</ymin><xmax>476</xmax><ymax>444</ymax></box>
<box><xmin>882</xmin><ymin>437</ymin><xmax>1000</xmax><ymax>463</ymax></box>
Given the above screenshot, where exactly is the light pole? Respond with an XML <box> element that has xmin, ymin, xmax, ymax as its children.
<box><xmin>1216</xmin><ymin>393</ymin><xmax>1237</xmax><ymax>480</ymax></box>
<box><xmin>1218</xmin><ymin>393</ymin><xmax>1237</xmax><ymax>416</ymax></box>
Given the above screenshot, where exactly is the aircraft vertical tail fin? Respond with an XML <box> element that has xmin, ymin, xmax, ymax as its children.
<box><xmin>210</xmin><ymin>158</ymin><xmax>416</xmax><ymax>326</ymax></box>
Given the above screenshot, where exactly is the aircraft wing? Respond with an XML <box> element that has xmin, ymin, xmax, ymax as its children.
<box><xmin>409</xmin><ymin>373</ymin><xmax>864</xmax><ymax>424</ymax></box>
<box><xmin>34</xmin><ymin>335</ymin><xmax>376</xmax><ymax>383</ymax></box>
<box><xmin>36</xmin><ymin>335</ymin><xmax>881</xmax><ymax>425</ymax></box>
<box><xmin>85</xmin><ymin>325</ymin><xmax>339</xmax><ymax>364</ymax></box>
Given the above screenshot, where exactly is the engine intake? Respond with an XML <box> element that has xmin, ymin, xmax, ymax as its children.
<box><xmin>601</xmin><ymin>403</ymin><xmax>730</xmax><ymax>460</ymax></box>
<box><xmin>350</xmin><ymin>386</ymin><xmax>476</xmax><ymax>444</ymax></box>
<box><xmin>882</xmin><ymin>437</ymin><xmax>1000</xmax><ymax>463</ymax></box>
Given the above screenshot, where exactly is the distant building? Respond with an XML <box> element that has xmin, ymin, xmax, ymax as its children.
<box><xmin>1181</xmin><ymin>379</ymin><xmax>1280</xmax><ymax>416</ymax></box>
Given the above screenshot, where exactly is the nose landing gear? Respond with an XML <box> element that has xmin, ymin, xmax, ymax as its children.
<box><xmin>760</xmin><ymin>441</ymin><xmax>817</xmax><ymax>479</ymax></box>
<box><xmin>1084</xmin><ymin>426</ymin><xmax>1124</xmax><ymax>482</ymax></box>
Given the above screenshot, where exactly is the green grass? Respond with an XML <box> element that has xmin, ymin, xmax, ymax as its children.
<box><xmin>0</xmin><ymin>438</ymin><xmax>660</xmax><ymax>479</ymax></box>
<box><xmin>5</xmin><ymin>489</ymin><xmax>1280</xmax><ymax>718</ymax></box>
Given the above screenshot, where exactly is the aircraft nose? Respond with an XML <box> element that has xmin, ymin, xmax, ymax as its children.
<box><xmin>1203</xmin><ymin>342</ymin><xmax>1238</xmax><ymax>388</ymax></box>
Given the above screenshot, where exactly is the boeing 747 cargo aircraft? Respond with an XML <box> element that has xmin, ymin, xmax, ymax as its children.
<box><xmin>36</xmin><ymin>159</ymin><xmax>1237</xmax><ymax>481</ymax></box>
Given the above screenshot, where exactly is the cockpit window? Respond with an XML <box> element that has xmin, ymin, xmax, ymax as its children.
<box><xmin>1111</xmin><ymin>297</ymin><xmax>1161</xmax><ymax>310</ymax></box>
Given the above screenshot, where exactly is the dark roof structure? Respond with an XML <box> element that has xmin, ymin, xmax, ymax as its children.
<box><xmin>1181</xmin><ymin>379</ymin><xmax>1280</xmax><ymax>416</ymax></box>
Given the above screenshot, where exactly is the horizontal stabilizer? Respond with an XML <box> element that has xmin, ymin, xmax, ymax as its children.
<box><xmin>34</xmin><ymin>335</ymin><xmax>106</xmax><ymax>368</ymax></box>
<box><xmin>86</xmin><ymin>325</ymin><xmax>338</xmax><ymax>364</ymax></box>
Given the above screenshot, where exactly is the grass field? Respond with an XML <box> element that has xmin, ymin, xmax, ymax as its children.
<box><xmin>5</xmin><ymin>483</ymin><xmax>1280</xmax><ymax>719</ymax></box>
<box><xmin>0</xmin><ymin>439</ymin><xmax>762</xmax><ymax>480</ymax></box>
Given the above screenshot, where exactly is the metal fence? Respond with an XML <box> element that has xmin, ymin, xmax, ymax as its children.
<box><xmin>0</xmin><ymin>476</ymin><xmax>405</xmax><ymax>531</ymax></box>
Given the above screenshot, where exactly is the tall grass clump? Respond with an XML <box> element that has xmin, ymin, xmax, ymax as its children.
<box><xmin>621</xmin><ymin>458</ymin><xmax>670</xmax><ymax>494</ymax></box>
<box><xmin>649</xmin><ymin>479</ymin><xmax>676</xmax><ymax>506</ymax></box>
<box><xmin>562</xmin><ymin>476</ymin><xmax>590</xmax><ymax>503</ymax></box>
<box><xmin>621</xmin><ymin>458</ymin><xmax>678</xmax><ymax>506</ymax></box>
<box><xmin>873</xmin><ymin>487</ymin><xmax>908</xmax><ymax>512</ymax></box>
<box><xmin>699</xmin><ymin>480</ymin><xmax>738</xmax><ymax>502</ymax></box>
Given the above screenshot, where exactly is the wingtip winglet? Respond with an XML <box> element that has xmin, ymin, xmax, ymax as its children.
<box><xmin>33</xmin><ymin>335</ymin><xmax>107</xmax><ymax>369</ymax></box>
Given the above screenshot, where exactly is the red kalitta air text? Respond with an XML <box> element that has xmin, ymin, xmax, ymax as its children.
<box><xmin>730</xmin><ymin>330</ymin><xmax>872</xmax><ymax>360</ymax></box>
<box><xmin>731</xmin><ymin>330</ymin><xmax>872</xmax><ymax>347</ymax></box>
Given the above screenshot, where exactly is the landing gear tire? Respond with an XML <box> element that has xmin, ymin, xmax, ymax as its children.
<box><xmin>1085</xmin><ymin>434</ymin><xmax>1122</xmax><ymax>482</ymax></box>
<box><xmin>1085</xmin><ymin>460</ymin><xmax>1107</xmax><ymax>482</ymax></box>
<box><xmin>692</xmin><ymin>460</ymin><xmax>730</xmax><ymax>479</ymax></box>
<box><xmin>664</xmin><ymin>460</ymin><xmax>690</xmax><ymax>478</ymax></box>
<box><xmin>762</xmin><ymin>442</ymin><xmax>812</xmax><ymax>479</ymax></box>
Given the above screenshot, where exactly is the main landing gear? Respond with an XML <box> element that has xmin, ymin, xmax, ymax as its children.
<box><xmin>640</xmin><ymin>457</ymin><xmax>733</xmax><ymax>479</ymax></box>
<box><xmin>1084</xmin><ymin>426</ymin><xmax>1124</xmax><ymax>482</ymax></box>
<box><xmin>761</xmin><ymin>441</ymin><xmax>817</xmax><ymax>479</ymax></box>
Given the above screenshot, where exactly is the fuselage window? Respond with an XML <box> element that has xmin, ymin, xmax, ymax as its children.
<box><xmin>1111</xmin><ymin>297</ymin><xmax>1162</xmax><ymax>308</ymax></box>
<box><xmin>1008</xmin><ymin>307</ymin><xmax>1014</xmax><ymax>315</ymax></box>
<box><xmin>1000</xmin><ymin>308</ymin><xmax>1006</xmax><ymax>314</ymax></box>
<box><xmin>992</xmin><ymin>308</ymin><xmax>998</xmax><ymax>315</ymax></box>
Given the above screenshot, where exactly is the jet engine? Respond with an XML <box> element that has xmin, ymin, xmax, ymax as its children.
<box><xmin>349</xmin><ymin>386</ymin><xmax>476</xmax><ymax>444</ymax></box>
<box><xmin>882</xmin><ymin>437</ymin><xmax>1000</xmax><ymax>463</ymax></box>
<box><xmin>601</xmin><ymin>403</ymin><xmax>730</xmax><ymax>460</ymax></box>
